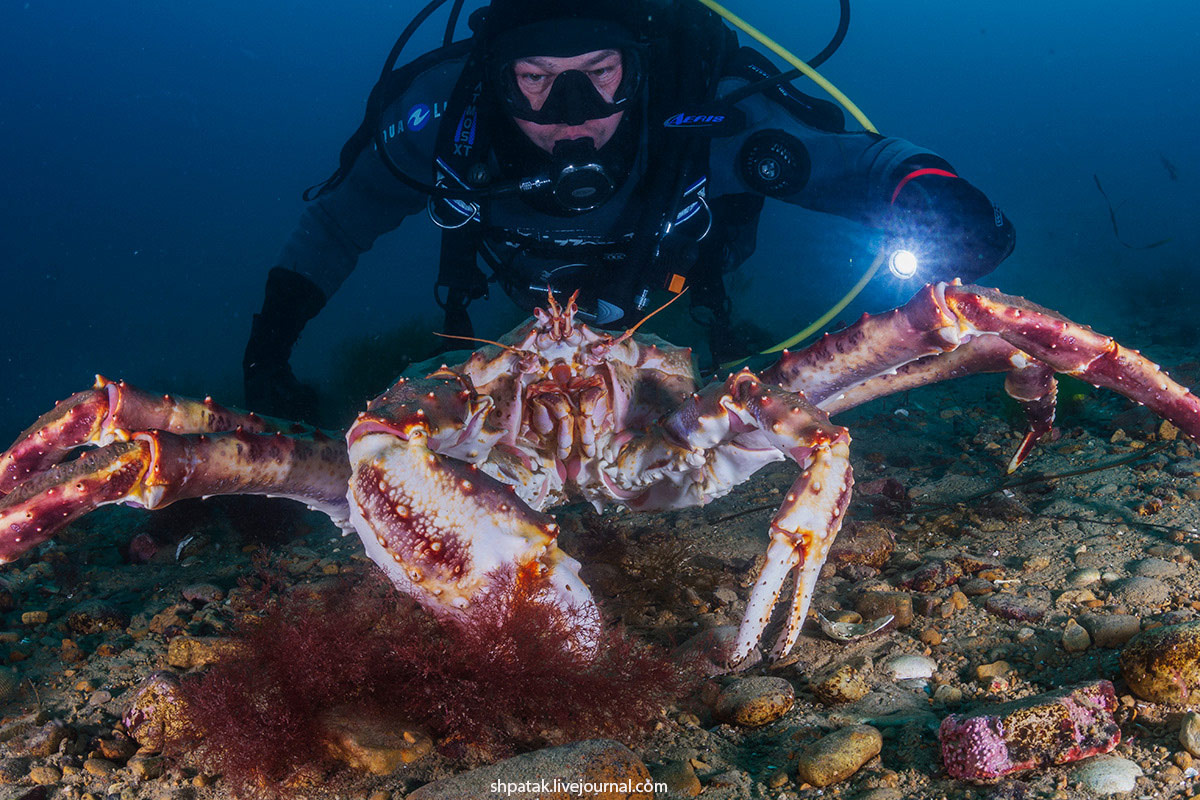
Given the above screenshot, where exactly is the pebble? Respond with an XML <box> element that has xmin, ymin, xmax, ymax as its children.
<box><xmin>650</xmin><ymin>760</ymin><xmax>701</xmax><ymax>797</ymax></box>
<box><xmin>406</xmin><ymin>739</ymin><xmax>652</xmax><ymax>800</ymax></box>
<box><xmin>1131</xmin><ymin>557</ymin><xmax>1183</xmax><ymax>579</ymax></box>
<box><xmin>794</xmin><ymin>724</ymin><xmax>882</xmax><ymax>787</ymax></box>
<box><xmin>939</xmin><ymin>681</ymin><xmax>1119</xmax><ymax>781</ymax></box>
<box><xmin>20</xmin><ymin>611</ymin><xmax>48</xmax><ymax>626</ymax></box>
<box><xmin>1180</xmin><ymin>712</ymin><xmax>1200</xmax><ymax>757</ymax></box>
<box><xmin>1081</xmin><ymin>614</ymin><xmax>1141</xmax><ymax>648</ymax></box>
<box><xmin>905</xmin><ymin>560</ymin><xmax>964</xmax><ymax>592</ymax></box>
<box><xmin>1062</xmin><ymin>619</ymin><xmax>1091</xmax><ymax>652</ymax></box>
<box><xmin>975</xmin><ymin>660</ymin><xmax>1012</xmax><ymax>681</ymax></box>
<box><xmin>28</xmin><ymin>764</ymin><xmax>61</xmax><ymax>784</ymax></box>
<box><xmin>959</xmin><ymin>578</ymin><xmax>995</xmax><ymax>597</ymax></box>
<box><xmin>882</xmin><ymin>654</ymin><xmax>936</xmax><ymax>681</ymax></box>
<box><xmin>714</xmin><ymin>676</ymin><xmax>795</xmax><ymax>726</ymax></box>
<box><xmin>855</xmin><ymin>591</ymin><xmax>914</xmax><ymax>628</ymax></box>
<box><xmin>321</xmin><ymin>708</ymin><xmax>433</xmax><ymax>774</ymax></box>
<box><xmin>82</xmin><ymin>757</ymin><xmax>117</xmax><ymax>776</ymax></box>
<box><xmin>827</xmin><ymin>522</ymin><xmax>895</xmax><ymax>569</ymax></box>
<box><xmin>1120</xmin><ymin>621</ymin><xmax>1200</xmax><ymax>704</ymax></box>
<box><xmin>813</xmin><ymin>661</ymin><xmax>871</xmax><ymax>704</ymax></box>
<box><xmin>1070</xmin><ymin>755</ymin><xmax>1143</xmax><ymax>795</ymax></box>
<box><xmin>984</xmin><ymin>595</ymin><xmax>1047</xmax><ymax>622</ymax></box>
<box><xmin>1109</xmin><ymin>576</ymin><xmax>1170</xmax><ymax>607</ymax></box>
<box><xmin>1067</xmin><ymin>567</ymin><xmax>1101</xmax><ymax>588</ymax></box>
<box><xmin>127</xmin><ymin>754</ymin><xmax>165</xmax><ymax>780</ymax></box>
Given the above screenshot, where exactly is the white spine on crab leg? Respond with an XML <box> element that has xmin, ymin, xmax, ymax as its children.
<box><xmin>729</xmin><ymin>438</ymin><xmax>853</xmax><ymax>665</ymax></box>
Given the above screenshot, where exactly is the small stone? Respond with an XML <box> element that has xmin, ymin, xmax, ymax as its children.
<box><xmin>828</xmin><ymin>522</ymin><xmax>895</xmax><ymax>569</ymax></box>
<box><xmin>1067</xmin><ymin>568</ymin><xmax>1101</xmax><ymax>588</ymax></box>
<box><xmin>20</xmin><ymin>611</ymin><xmax>48</xmax><ymax>626</ymax></box>
<box><xmin>321</xmin><ymin>708</ymin><xmax>433</xmax><ymax>775</ymax></box>
<box><xmin>83</xmin><ymin>757</ymin><xmax>117</xmax><ymax>776</ymax></box>
<box><xmin>1131</xmin><ymin>557</ymin><xmax>1183</xmax><ymax>579</ymax></box>
<box><xmin>1180</xmin><ymin>712</ymin><xmax>1200</xmax><ymax>757</ymax></box>
<box><xmin>933</xmin><ymin>684</ymin><xmax>963</xmax><ymax>704</ymax></box>
<box><xmin>1159</xmin><ymin>420</ymin><xmax>1180</xmax><ymax>440</ymax></box>
<box><xmin>96</xmin><ymin>731</ymin><xmax>138</xmax><ymax>762</ymax></box>
<box><xmin>984</xmin><ymin>594</ymin><xmax>1048</xmax><ymax>621</ymax></box>
<box><xmin>794</xmin><ymin>725</ymin><xmax>882</xmax><ymax>787</ymax></box>
<box><xmin>939</xmin><ymin>680</ymin><xmax>1120</xmax><ymax>781</ymax></box>
<box><xmin>1062</xmin><ymin>620</ymin><xmax>1091</xmax><ymax>652</ymax></box>
<box><xmin>855</xmin><ymin>591</ymin><xmax>913</xmax><ymax>628</ymax></box>
<box><xmin>650</xmin><ymin>760</ymin><xmax>701</xmax><ymax>797</ymax></box>
<box><xmin>406</xmin><ymin>739</ymin><xmax>652</xmax><ymax>800</ymax></box>
<box><xmin>1174</xmin><ymin>750</ymin><xmax>1193</xmax><ymax>770</ymax></box>
<box><xmin>1024</xmin><ymin>555</ymin><xmax>1051</xmax><ymax>572</ymax></box>
<box><xmin>715</xmin><ymin>676</ymin><xmax>794</xmax><ymax>727</ymax></box>
<box><xmin>813</xmin><ymin>661</ymin><xmax>871</xmax><ymax>705</ymax></box>
<box><xmin>959</xmin><ymin>578</ymin><xmax>995</xmax><ymax>597</ymax></box>
<box><xmin>18</xmin><ymin>720</ymin><xmax>68</xmax><ymax>757</ymax></box>
<box><xmin>882</xmin><ymin>654</ymin><xmax>936</xmax><ymax>681</ymax></box>
<box><xmin>918</xmin><ymin>627</ymin><xmax>943</xmax><ymax>646</ymax></box>
<box><xmin>949</xmin><ymin>591</ymin><xmax>970</xmax><ymax>611</ymax></box>
<box><xmin>127</xmin><ymin>753</ymin><xmax>165</xmax><ymax>780</ymax></box>
<box><xmin>66</xmin><ymin>601</ymin><xmax>129</xmax><ymax>635</ymax></box>
<box><xmin>29</xmin><ymin>764</ymin><xmax>62</xmax><ymax>784</ymax></box>
<box><xmin>1109</xmin><ymin>576</ymin><xmax>1170</xmax><ymax>607</ymax></box>
<box><xmin>1070</xmin><ymin>755</ymin><xmax>1143</xmax><ymax>795</ymax></box>
<box><xmin>905</xmin><ymin>560</ymin><xmax>964</xmax><ymax>592</ymax></box>
<box><xmin>1081</xmin><ymin>614</ymin><xmax>1141</xmax><ymax>648</ymax></box>
<box><xmin>165</xmin><ymin>635</ymin><xmax>242</xmax><ymax>668</ymax></box>
<box><xmin>975</xmin><ymin>660</ymin><xmax>1012</xmax><ymax>681</ymax></box>
<box><xmin>1121</xmin><ymin>621</ymin><xmax>1200</xmax><ymax>703</ymax></box>
<box><xmin>181</xmin><ymin>583</ymin><xmax>224</xmax><ymax>605</ymax></box>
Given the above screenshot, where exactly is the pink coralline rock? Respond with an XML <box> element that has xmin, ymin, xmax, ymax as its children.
<box><xmin>938</xmin><ymin>680</ymin><xmax>1119</xmax><ymax>782</ymax></box>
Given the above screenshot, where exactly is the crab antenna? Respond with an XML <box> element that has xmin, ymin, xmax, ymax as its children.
<box><xmin>545</xmin><ymin>288</ymin><xmax>561</xmax><ymax>316</ymax></box>
<box><xmin>613</xmin><ymin>289</ymin><xmax>687</xmax><ymax>345</ymax></box>
<box><xmin>433</xmin><ymin>331</ymin><xmax>519</xmax><ymax>353</ymax></box>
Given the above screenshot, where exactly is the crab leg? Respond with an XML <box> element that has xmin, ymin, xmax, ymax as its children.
<box><xmin>0</xmin><ymin>429</ymin><xmax>351</xmax><ymax>562</ymax></box>
<box><xmin>653</xmin><ymin>372</ymin><xmax>853</xmax><ymax>666</ymax></box>
<box><xmin>1</xmin><ymin>376</ymin><xmax>308</xmax><ymax>495</ymax></box>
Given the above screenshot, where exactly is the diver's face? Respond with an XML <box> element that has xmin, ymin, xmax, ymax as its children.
<box><xmin>511</xmin><ymin>49</ymin><xmax>625</xmax><ymax>153</ymax></box>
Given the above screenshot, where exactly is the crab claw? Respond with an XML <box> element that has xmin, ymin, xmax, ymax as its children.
<box><xmin>346</xmin><ymin>428</ymin><xmax>599</xmax><ymax>646</ymax></box>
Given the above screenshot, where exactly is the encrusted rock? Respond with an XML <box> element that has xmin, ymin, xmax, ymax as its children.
<box><xmin>321</xmin><ymin>708</ymin><xmax>433</xmax><ymax>775</ymax></box>
<box><xmin>17</xmin><ymin>719</ymin><xmax>69</xmax><ymax>757</ymax></box>
<box><xmin>984</xmin><ymin>595</ymin><xmax>1047</xmax><ymax>622</ymax></box>
<box><xmin>813</xmin><ymin>660</ymin><xmax>871</xmax><ymax>704</ymax></box>
<box><xmin>181</xmin><ymin>583</ymin><xmax>224</xmax><ymax>605</ymax></box>
<box><xmin>855</xmin><ymin>591</ymin><xmax>913</xmax><ymax>628</ymax></box>
<box><xmin>904</xmin><ymin>560</ymin><xmax>964</xmax><ymax>593</ymax></box>
<box><xmin>128</xmin><ymin>753</ymin><xmax>166</xmax><ymax>780</ymax></box>
<box><xmin>165</xmin><ymin>635</ymin><xmax>243</xmax><ymax>669</ymax></box>
<box><xmin>827</xmin><ymin>522</ymin><xmax>894</xmax><ymax>569</ymax></box>
<box><xmin>66</xmin><ymin>600</ymin><xmax>130</xmax><ymax>635</ymax></box>
<box><xmin>28</xmin><ymin>764</ymin><xmax>61</xmax><ymax>785</ymax></box>
<box><xmin>406</xmin><ymin>739</ymin><xmax>652</xmax><ymax>800</ymax></box>
<box><xmin>1180</xmin><ymin>712</ymin><xmax>1200</xmax><ymax>758</ymax></box>
<box><xmin>938</xmin><ymin>680</ymin><xmax>1119</xmax><ymax>782</ymax></box>
<box><xmin>122</xmin><ymin>671</ymin><xmax>190</xmax><ymax>751</ymax></box>
<box><xmin>1121</xmin><ymin>621</ymin><xmax>1200</xmax><ymax>704</ymax></box>
<box><xmin>795</xmin><ymin>724</ymin><xmax>882</xmax><ymax>787</ymax></box>
<box><xmin>714</xmin><ymin>676</ymin><xmax>794</xmax><ymax>726</ymax></box>
<box><xmin>650</xmin><ymin>760</ymin><xmax>701</xmax><ymax>797</ymax></box>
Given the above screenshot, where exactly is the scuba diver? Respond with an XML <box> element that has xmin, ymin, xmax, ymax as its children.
<box><xmin>244</xmin><ymin>0</ymin><xmax>1015</xmax><ymax>421</ymax></box>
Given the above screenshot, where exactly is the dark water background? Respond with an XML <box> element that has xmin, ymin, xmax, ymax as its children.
<box><xmin>3</xmin><ymin>0</ymin><xmax>1198</xmax><ymax>440</ymax></box>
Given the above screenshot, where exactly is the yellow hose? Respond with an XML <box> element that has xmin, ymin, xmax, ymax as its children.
<box><xmin>695</xmin><ymin>0</ymin><xmax>878</xmax><ymax>133</ymax></box>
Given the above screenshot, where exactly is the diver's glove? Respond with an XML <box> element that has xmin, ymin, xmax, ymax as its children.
<box><xmin>243</xmin><ymin>267</ymin><xmax>327</xmax><ymax>422</ymax></box>
<box><xmin>886</xmin><ymin>167</ymin><xmax>1015</xmax><ymax>283</ymax></box>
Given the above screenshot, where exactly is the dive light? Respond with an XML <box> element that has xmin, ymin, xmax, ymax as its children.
<box><xmin>888</xmin><ymin>248</ymin><xmax>918</xmax><ymax>279</ymax></box>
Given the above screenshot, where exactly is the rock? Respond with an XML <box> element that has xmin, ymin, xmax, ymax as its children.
<box><xmin>975</xmin><ymin>660</ymin><xmax>1012</xmax><ymax>681</ymax></box>
<box><xmin>650</xmin><ymin>760</ymin><xmax>701</xmax><ymax>797</ymax></box>
<box><xmin>28</xmin><ymin>764</ymin><xmax>61</xmax><ymax>785</ymax></box>
<box><xmin>20</xmin><ymin>610</ymin><xmax>48</xmax><ymax>626</ymax></box>
<box><xmin>128</xmin><ymin>753</ymin><xmax>165</xmax><ymax>780</ymax></box>
<box><xmin>675</xmin><ymin>626</ymin><xmax>760</xmax><ymax>675</ymax></box>
<box><xmin>959</xmin><ymin>578</ymin><xmax>995</xmax><ymax>597</ymax></box>
<box><xmin>1070</xmin><ymin>755</ymin><xmax>1143</xmax><ymax>795</ymax></box>
<box><xmin>1067</xmin><ymin>568</ymin><xmax>1101</xmax><ymax>588</ymax></box>
<box><xmin>0</xmin><ymin>667</ymin><xmax>20</xmax><ymax>704</ymax></box>
<box><xmin>714</xmin><ymin>676</ymin><xmax>794</xmax><ymax>727</ymax></box>
<box><xmin>66</xmin><ymin>601</ymin><xmax>129</xmax><ymax>635</ymax></box>
<box><xmin>122</xmin><ymin>671</ymin><xmax>190</xmax><ymax>752</ymax></box>
<box><xmin>938</xmin><ymin>680</ymin><xmax>1119</xmax><ymax>781</ymax></box>
<box><xmin>1180</xmin><ymin>712</ymin><xmax>1200</xmax><ymax>757</ymax></box>
<box><xmin>984</xmin><ymin>595</ymin><xmax>1047</xmax><ymax>622</ymax></box>
<box><xmin>1062</xmin><ymin>620</ymin><xmax>1091</xmax><ymax>652</ymax></box>
<box><xmin>406</xmin><ymin>739</ymin><xmax>652</xmax><ymax>800</ymax></box>
<box><xmin>1081</xmin><ymin>614</ymin><xmax>1141</xmax><ymax>648</ymax></box>
<box><xmin>321</xmin><ymin>708</ymin><xmax>433</xmax><ymax>775</ymax></box>
<box><xmin>855</xmin><ymin>591</ymin><xmax>913</xmax><ymax>628</ymax></box>
<box><xmin>794</xmin><ymin>724</ymin><xmax>882</xmax><ymax>787</ymax></box>
<box><xmin>17</xmin><ymin>720</ymin><xmax>68</xmax><ymax>757</ymax></box>
<box><xmin>165</xmin><ymin>635</ymin><xmax>243</xmax><ymax>669</ymax></box>
<box><xmin>813</xmin><ymin>661</ymin><xmax>871</xmax><ymax>705</ymax></box>
<box><xmin>828</xmin><ymin>522</ymin><xmax>894</xmax><ymax>570</ymax></box>
<box><xmin>82</xmin><ymin>757</ymin><xmax>117</xmax><ymax>776</ymax></box>
<box><xmin>1121</xmin><ymin>621</ymin><xmax>1200</xmax><ymax>703</ymax></box>
<box><xmin>1131</xmin><ymin>557</ymin><xmax>1183</xmax><ymax>579</ymax></box>
<box><xmin>95</xmin><ymin>731</ymin><xmax>138</xmax><ymax>762</ymax></box>
<box><xmin>904</xmin><ymin>560</ymin><xmax>964</xmax><ymax>593</ymax></box>
<box><xmin>181</xmin><ymin>583</ymin><xmax>224</xmax><ymax>605</ymax></box>
<box><xmin>855</xmin><ymin>790</ymin><xmax>904</xmax><ymax>800</ymax></box>
<box><xmin>1109</xmin><ymin>576</ymin><xmax>1170</xmax><ymax>607</ymax></box>
<box><xmin>882</xmin><ymin>654</ymin><xmax>936</xmax><ymax>681</ymax></box>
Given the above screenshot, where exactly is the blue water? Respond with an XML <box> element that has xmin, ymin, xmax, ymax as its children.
<box><xmin>2</xmin><ymin>0</ymin><xmax>1198</xmax><ymax>440</ymax></box>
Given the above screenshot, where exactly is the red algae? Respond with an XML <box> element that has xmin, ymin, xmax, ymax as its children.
<box><xmin>169</xmin><ymin>571</ymin><xmax>695</xmax><ymax>795</ymax></box>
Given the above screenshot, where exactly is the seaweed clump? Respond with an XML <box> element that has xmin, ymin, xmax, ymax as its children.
<box><xmin>170</xmin><ymin>571</ymin><xmax>693</xmax><ymax>794</ymax></box>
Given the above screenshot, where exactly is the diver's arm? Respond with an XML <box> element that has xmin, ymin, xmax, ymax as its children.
<box><xmin>709</xmin><ymin>79</ymin><xmax>1014</xmax><ymax>283</ymax></box>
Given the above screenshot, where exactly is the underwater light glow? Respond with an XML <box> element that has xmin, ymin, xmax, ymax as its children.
<box><xmin>889</xmin><ymin>248</ymin><xmax>918</xmax><ymax>279</ymax></box>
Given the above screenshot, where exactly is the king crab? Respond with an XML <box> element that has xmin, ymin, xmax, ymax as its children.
<box><xmin>2</xmin><ymin>283</ymin><xmax>1198</xmax><ymax>668</ymax></box>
